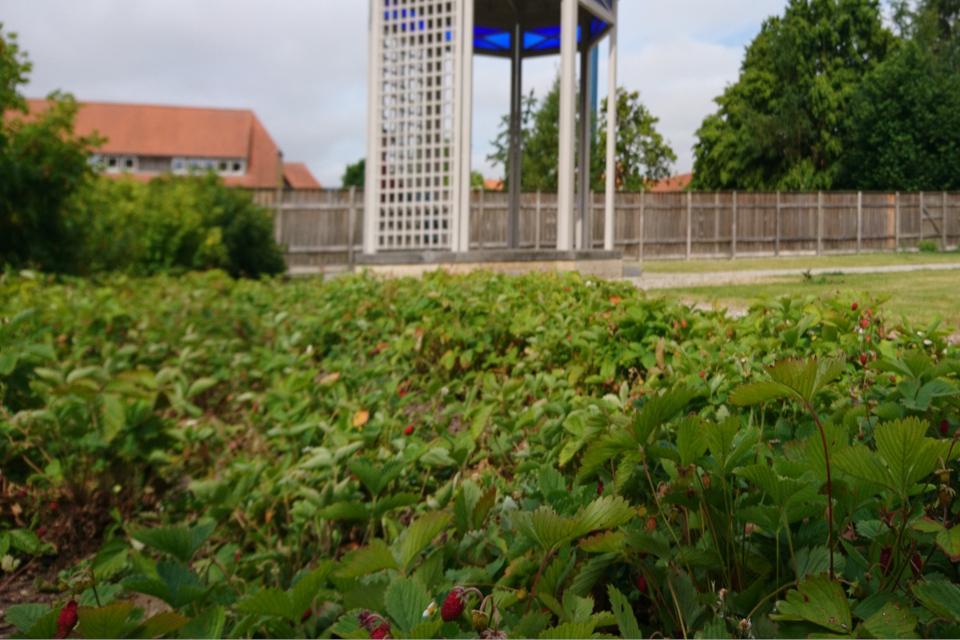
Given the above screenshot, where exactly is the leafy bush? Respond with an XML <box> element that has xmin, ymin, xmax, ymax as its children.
<box><xmin>918</xmin><ymin>240</ymin><xmax>940</xmax><ymax>253</ymax></box>
<box><xmin>1</xmin><ymin>270</ymin><xmax>958</xmax><ymax>638</ymax></box>
<box><xmin>67</xmin><ymin>174</ymin><xmax>286</xmax><ymax>278</ymax></box>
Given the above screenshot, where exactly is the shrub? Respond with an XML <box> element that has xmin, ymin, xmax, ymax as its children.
<box><xmin>918</xmin><ymin>239</ymin><xmax>939</xmax><ymax>253</ymax></box>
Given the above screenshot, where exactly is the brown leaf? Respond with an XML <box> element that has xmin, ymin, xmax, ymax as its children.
<box><xmin>353</xmin><ymin>410</ymin><xmax>370</xmax><ymax>428</ymax></box>
<box><xmin>317</xmin><ymin>372</ymin><xmax>341</xmax><ymax>386</ymax></box>
<box><xmin>655</xmin><ymin>338</ymin><xmax>666</xmax><ymax>371</ymax></box>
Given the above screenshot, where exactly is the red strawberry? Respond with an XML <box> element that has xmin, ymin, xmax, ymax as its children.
<box><xmin>597</xmin><ymin>482</ymin><xmax>604</xmax><ymax>495</ymax></box>
<box><xmin>700</xmin><ymin>371</ymin><xmax>706</xmax><ymax>379</ymax></box>
<box><xmin>56</xmin><ymin>601</ymin><xmax>78</xmax><ymax>639</ymax></box>
<box><xmin>682</xmin><ymin>320</ymin><xmax>687</xmax><ymax>329</ymax></box>
<box><xmin>942</xmin><ymin>420</ymin><xmax>949</xmax><ymax>436</ymax></box>
<box><xmin>638</xmin><ymin>575</ymin><xmax>648</xmax><ymax>594</ymax></box>
<box><xmin>441</xmin><ymin>589</ymin><xmax>466</xmax><ymax>622</ymax></box>
<box><xmin>861</xmin><ymin>354</ymin><xmax>868</xmax><ymax>365</ymax></box>
<box><xmin>301</xmin><ymin>608</ymin><xmax>312</xmax><ymax>623</ymax></box>
<box><xmin>852</xmin><ymin>302</ymin><xmax>858</xmax><ymax>311</ymax></box>
<box><xmin>867</xmin><ymin>308</ymin><xmax>873</xmax><ymax>317</ymax></box>
<box><xmin>879</xmin><ymin>546</ymin><xmax>893</xmax><ymax>576</ymax></box>
<box><xmin>50</xmin><ymin>502</ymin><xmax>58</xmax><ymax>511</ymax></box>
<box><xmin>910</xmin><ymin>554</ymin><xmax>923</xmax><ymax>579</ymax></box>
<box><xmin>399</xmin><ymin>388</ymin><xmax>407</xmax><ymax>398</ymax></box>
<box><xmin>404</xmin><ymin>425</ymin><xmax>414</xmax><ymax>436</ymax></box>
<box><xmin>37</xmin><ymin>526</ymin><xmax>47</xmax><ymax>537</ymax></box>
<box><xmin>890</xmin><ymin>375</ymin><xmax>896</xmax><ymax>383</ymax></box>
<box><xmin>370</xmin><ymin>623</ymin><xmax>392</xmax><ymax>639</ymax></box>
<box><xmin>862</xmin><ymin>318</ymin><xmax>869</xmax><ymax>329</ymax></box>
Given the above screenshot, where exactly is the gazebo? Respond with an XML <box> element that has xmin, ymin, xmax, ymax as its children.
<box><xmin>360</xmin><ymin>0</ymin><xmax>620</xmax><ymax>276</ymax></box>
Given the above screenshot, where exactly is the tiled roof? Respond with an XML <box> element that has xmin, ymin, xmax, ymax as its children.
<box><xmin>283</xmin><ymin>163</ymin><xmax>322</xmax><ymax>189</ymax></box>
<box><xmin>483</xmin><ymin>178</ymin><xmax>504</xmax><ymax>191</ymax></box>
<box><xmin>648</xmin><ymin>173</ymin><xmax>693</xmax><ymax>192</ymax></box>
<box><xmin>22</xmin><ymin>99</ymin><xmax>288</xmax><ymax>189</ymax></box>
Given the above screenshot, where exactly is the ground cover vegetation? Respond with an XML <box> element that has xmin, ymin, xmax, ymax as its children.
<box><xmin>2</xmin><ymin>270</ymin><xmax>960</xmax><ymax>639</ymax></box>
<box><xmin>692</xmin><ymin>0</ymin><xmax>960</xmax><ymax>192</ymax></box>
<box><xmin>0</xmin><ymin>25</ymin><xmax>285</xmax><ymax>279</ymax></box>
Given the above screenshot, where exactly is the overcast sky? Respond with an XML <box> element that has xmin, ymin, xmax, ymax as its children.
<box><xmin>0</xmin><ymin>1</ymin><xmax>871</xmax><ymax>187</ymax></box>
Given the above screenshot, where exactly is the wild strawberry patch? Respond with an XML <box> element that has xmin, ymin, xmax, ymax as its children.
<box><xmin>1</xmin><ymin>269</ymin><xmax>959</xmax><ymax>638</ymax></box>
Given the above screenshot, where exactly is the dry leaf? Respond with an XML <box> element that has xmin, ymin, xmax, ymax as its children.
<box><xmin>317</xmin><ymin>372</ymin><xmax>341</xmax><ymax>386</ymax></box>
<box><xmin>655</xmin><ymin>337</ymin><xmax>666</xmax><ymax>371</ymax></box>
<box><xmin>353</xmin><ymin>410</ymin><xmax>370</xmax><ymax>428</ymax></box>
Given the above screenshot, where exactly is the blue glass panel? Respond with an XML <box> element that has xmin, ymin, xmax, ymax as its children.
<box><xmin>474</xmin><ymin>40</ymin><xmax>502</xmax><ymax>51</ymax></box>
<box><xmin>445</xmin><ymin>30</ymin><xmax>452</xmax><ymax>41</ymax></box>
<box><xmin>402</xmin><ymin>9</ymin><xmax>406</xmax><ymax>17</ymax></box>
<box><xmin>486</xmin><ymin>32</ymin><xmax>511</xmax><ymax>48</ymax></box>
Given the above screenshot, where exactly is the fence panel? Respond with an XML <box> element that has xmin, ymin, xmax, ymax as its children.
<box><xmin>250</xmin><ymin>188</ymin><xmax>960</xmax><ymax>272</ymax></box>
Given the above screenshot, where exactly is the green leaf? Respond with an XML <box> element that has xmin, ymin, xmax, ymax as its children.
<box><xmin>861</xmin><ymin>600</ymin><xmax>917</xmax><ymax>639</ymax></box>
<box><xmin>76</xmin><ymin>602</ymin><xmax>137</xmax><ymax>640</ymax></box>
<box><xmin>101</xmin><ymin>393</ymin><xmax>126</xmax><ymax>443</ymax></box>
<box><xmin>186</xmin><ymin>377</ymin><xmax>218</xmax><ymax>398</ymax></box>
<box><xmin>237</xmin><ymin>587</ymin><xmax>292</xmax><ymax>621</ymax></box>
<box><xmin>571</xmin><ymin>495</ymin><xmax>636</xmax><ymax>539</ymax></box>
<box><xmin>833</xmin><ymin>446</ymin><xmax>893</xmax><ymax>492</ymax></box>
<box><xmin>731</xmin><ymin>355</ymin><xmax>845</xmax><ymax>407</ymax></box>
<box><xmin>771</xmin><ymin>575</ymin><xmax>852</xmax><ymax>635</ymax></box>
<box><xmin>372</xmin><ymin>493</ymin><xmax>419</xmax><ymax>520</ymax></box>
<box><xmin>677</xmin><ymin>415</ymin><xmax>708</xmax><ymax>467</ymax></box>
<box><xmin>513</xmin><ymin>611</ymin><xmax>552</xmax><ymax>639</ymax></box>
<box><xmin>3</xmin><ymin>605</ymin><xmax>49</xmax><ymax>633</ymax></box>
<box><xmin>607</xmin><ymin>585</ymin><xmax>641</xmax><ymax>639</ymax></box>
<box><xmin>876</xmin><ymin>418</ymin><xmax>943</xmax><ymax>497</ymax></box>
<box><xmin>408</xmin><ymin>620</ymin><xmax>444</xmax><ymax>639</ymax></box>
<box><xmin>129</xmin><ymin>523</ymin><xmax>214</xmax><ymax>564</ymax></box>
<box><xmin>730</xmin><ymin>381</ymin><xmax>799</xmax><ymax>407</ymax></box>
<box><xmin>539</xmin><ymin>621</ymin><xmax>597</xmax><ymax>639</ymax></box>
<box><xmin>401</xmin><ymin>511</ymin><xmax>452</xmax><ymax>570</ymax></box>
<box><xmin>912</xmin><ymin>580</ymin><xmax>960</xmax><ymax>623</ymax></box>
<box><xmin>936</xmin><ymin>526</ymin><xmax>960</xmax><ymax>561</ymax></box>
<box><xmin>179</xmin><ymin>607</ymin><xmax>226</xmax><ymax>639</ymax></box>
<box><xmin>513</xmin><ymin>508</ymin><xmax>579</xmax><ymax>553</ymax></box>
<box><xmin>703</xmin><ymin>416</ymin><xmax>740</xmax><ymax>471</ymax></box>
<box><xmin>7</xmin><ymin>529</ymin><xmax>40</xmax><ymax>554</ymax></box>
<box><xmin>317</xmin><ymin>502</ymin><xmax>370</xmax><ymax>521</ymax></box>
<box><xmin>384</xmin><ymin>576</ymin><xmax>432</xmax><ymax>634</ymax></box>
<box><xmin>578</xmin><ymin>428</ymin><xmax>639</xmax><ymax>480</ymax></box>
<box><xmin>289</xmin><ymin>562</ymin><xmax>334</xmax><ymax>616</ymax></box>
<box><xmin>10</xmin><ymin>608</ymin><xmax>59</xmax><ymax>639</ymax></box>
<box><xmin>337</xmin><ymin>540</ymin><xmax>398</xmax><ymax>579</ymax></box>
<box><xmin>633</xmin><ymin>385</ymin><xmax>700</xmax><ymax>444</ymax></box>
<box><xmin>126</xmin><ymin>611</ymin><xmax>189</xmax><ymax>639</ymax></box>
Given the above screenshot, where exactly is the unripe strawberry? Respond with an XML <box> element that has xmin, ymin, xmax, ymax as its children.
<box><xmin>404</xmin><ymin>425</ymin><xmax>414</xmax><ymax>436</ymax></box>
<box><xmin>516</xmin><ymin>589</ymin><xmax>528</xmax><ymax>602</ymax></box>
<box><xmin>472</xmin><ymin>610</ymin><xmax>490</xmax><ymax>633</ymax></box>
<box><xmin>852</xmin><ymin>302</ymin><xmax>858</xmax><ymax>311</ymax></box>
<box><xmin>638</xmin><ymin>575</ymin><xmax>648</xmax><ymax>594</ymax></box>
<box><xmin>442</xmin><ymin>589</ymin><xmax>466</xmax><ymax>622</ymax></box>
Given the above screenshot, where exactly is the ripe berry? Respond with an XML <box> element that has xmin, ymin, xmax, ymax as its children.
<box><xmin>861</xmin><ymin>354</ymin><xmax>868</xmax><ymax>365</ymax></box>
<box><xmin>682</xmin><ymin>320</ymin><xmax>687</xmax><ymax>329</ymax></box>
<box><xmin>638</xmin><ymin>575</ymin><xmax>648</xmax><ymax>594</ymax></box>
<box><xmin>879</xmin><ymin>546</ymin><xmax>893</xmax><ymax>576</ymax></box>
<box><xmin>441</xmin><ymin>589</ymin><xmax>466</xmax><ymax>622</ymax></box>
<box><xmin>597</xmin><ymin>482</ymin><xmax>604</xmax><ymax>495</ymax></box>
<box><xmin>890</xmin><ymin>376</ymin><xmax>896</xmax><ymax>383</ymax></box>
<box><xmin>37</xmin><ymin>526</ymin><xmax>47</xmax><ymax>537</ymax></box>
<box><xmin>370</xmin><ymin>623</ymin><xmax>392</xmax><ymax>639</ymax></box>
<box><xmin>404</xmin><ymin>425</ymin><xmax>414</xmax><ymax>436</ymax></box>
<box><xmin>910</xmin><ymin>554</ymin><xmax>923</xmax><ymax>579</ymax></box>
<box><xmin>700</xmin><ymin>371</ymin><xmax>706</xmax><ymax>379</ymax></box>
<box><xmin>862</xmin><ymin>318</ymin><xmax>870</xmax><ymax>329</ymax></box>
<box><xmin>942</xmin><ymin>420</ymin><xmax>949</xmax><ymax>436</ymax></box>
<box><xmin>852</xmin><ymin>302</ymin><xmax>858</xmax><ymax>311</ymax></box>
<box><xmin>49</xmin><ymin>502</ymin><xmax>58</xmax><ymax>511</ymax></box>
<box><xmin>301</xmin><ymin>608</ymin><xmax>312</xmax><ymax>623</ymax></box>
<box><xmin>56</xmin><ymin>601</ymin><xmax>78</xmax><ymax>639</ymax></box>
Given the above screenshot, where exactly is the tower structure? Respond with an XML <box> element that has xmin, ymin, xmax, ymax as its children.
<box><xmin>363</xmin><ymin>0</ymin><xmax>618</xmax><ymax>256</ymax></box>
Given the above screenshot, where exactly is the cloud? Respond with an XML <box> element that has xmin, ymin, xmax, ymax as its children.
<box><xmin>2</xmin><ymin>0</ymin><xmax>843</xmax><ymax>185</ymax></box>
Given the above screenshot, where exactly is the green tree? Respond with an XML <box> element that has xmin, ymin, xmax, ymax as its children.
<box><xmin>0</xmin><ymin>26</ymin><xmax>100</xmax><ymax>272</ymax></box>
<box><xmin>471</xmin><ymin>170</ymin><xmax>486</xmax><ymax>190</ymax></box>
<box><xmin>489</xmin><ymin>79</ymin><xmax>675</xmax><ymax>191</ymax></box>
<box><xmin>592</xmin><ymin>88</ymin><xmax>676</xmax><ymax>191</ymax></box>
<box><xmin>837</xmin><ymin>40</ymin><xmax>960</xmax><ymax>191</ymax></box>
<box><xmin>342</xmin><ymin>158</ymin><xmax>365</xmax><ymax>188</ymax></box>
<box><xmin>691</xmin><ymin>0</ymin><xmax>896</xmax><ymax>191</ymax></box>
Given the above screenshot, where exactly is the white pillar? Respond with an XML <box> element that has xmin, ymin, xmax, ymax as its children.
<box><xmin>455</xmin><ymin>0</ymin><xmax>475</xmax><ymax>253</ymax></box>
<box><xmin>362</xmin><ymin>0</ymin><xmax>382</xmax><ymax>254</ymax></box>
<box><xmin>556</xmin><ymin>0</ymin><xmax>578</xmax><ymax>252</ymax></box>
<box><xmin>603</xmin><ymin>7</ymin><xmax>617</xmax><ymax>252</ymax></box>
<box><xmin>577</xmin><ymin>39</ymin><xmax>593</xmax><ymax>250</ymax></box>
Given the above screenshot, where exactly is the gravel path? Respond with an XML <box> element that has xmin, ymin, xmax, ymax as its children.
<box><xmin>624</xmin><ymin>261</ymin><xmax>960</xmax><ymax>290</ymax></box>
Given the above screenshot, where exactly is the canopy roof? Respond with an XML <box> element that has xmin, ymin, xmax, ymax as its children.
<box><xmin>474</xmin><ymin>0</ymin><xmax>614</xmax><ymax>58</ymax></box>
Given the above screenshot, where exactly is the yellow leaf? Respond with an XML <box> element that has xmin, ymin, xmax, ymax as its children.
<box><xmin>318</xmin><ymin>372</ymin><xmax>341</xmax><ymax>386</ymax></box>
<box><xmin>353</xmin><ymin>410</ymin><xmax>370</xmax><ymax>428</ymax></box>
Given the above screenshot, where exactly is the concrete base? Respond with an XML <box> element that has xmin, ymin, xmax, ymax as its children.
<box><xmin>354</xmin><ymin>249</ymin><xmax>623</xmax><ymax>279</ymax></box>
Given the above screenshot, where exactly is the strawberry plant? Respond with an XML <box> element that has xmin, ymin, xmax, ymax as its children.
<box><xmin>1</xmin><ymin>269</ymin><xmax>959</xmax><ymax>638</ymax></box>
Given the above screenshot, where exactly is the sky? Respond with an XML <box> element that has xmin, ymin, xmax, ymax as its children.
<box><xmin>1</xmin><ymin>1</ymin><xmax>821</xmax><ymax>187</ymax></box>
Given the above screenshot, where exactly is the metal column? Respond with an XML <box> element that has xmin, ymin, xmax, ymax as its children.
<box><xmin>577</xmin><ymin>36</ymin><xmax>593</xmax><ymax>250</ymax></box>
<box><xmin>556</xmin><ymin>0</ymin><xmax>578</xmax><ymax>251</ymax></box>
<box><xmin>507</xmin><ymin>22</ymin><xmax>523</xmax><ymax>249</ymax></box>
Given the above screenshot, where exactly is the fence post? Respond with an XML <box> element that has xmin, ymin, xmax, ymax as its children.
<box><xmin>775</xmin><ymin>191</ymin><xmax>781</xmax><ymax>257</ymax></box>
<box><xmin>817</xmin><ymin>191</ymin><xmax>823</xmax><ymax>256</ymax></box>
<box><xmin>731</xmin><ymin>191</ymin><xmax>738</xmax><ymax>259</ymax></box>
<box><xmin>347</xmin><ymin>186</ymin><xmax>357</xmax><ymax>270</ymax></box>
<box><xmin>478</xmin><ymin>188</ymin><xmax>485</xmax><ymax>250</ymax></box>
<box><xmin>274</xmin><ymin>188</ymin><xmax>283</xmax><ymax>246</ymax></box>
<box><xmin>535</xmin><ymin>190</ymin><xmax>541</xmax><ymax>250</ymax></box>
<box><xmin>919</xmin><ymin>191</ymin><xmax>925</xmax><ymax>245</ymax></box>
<box><xmin>639</xmin><ymin>191</ymin><xmax>645</xmax><ymax>262</ymax></box>
<box><xmin>857</xmin><ymin>191</ymin><xmax>863</xmax><ymax>255</ymax></box>
<box><xmin>686</xmin><ymin>191</ymin><xmax>693</xmax><ymax>261</ymax></box>
<box><xmin>714</xmin><ymin>192</ymin><xmax>720</xmax><ymax>257</ymax></box>
<box><xmin>943</xmin><ymin>191</ymin><xmax>948</xmax><ymax>251</ymax></box>
<box><xmin>895</xmin><ymin>192</ymin><xmax>901</xmax><ymax>252</ymax></box>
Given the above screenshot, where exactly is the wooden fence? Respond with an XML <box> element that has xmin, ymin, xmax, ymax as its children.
<box><xmin>251</xmin><ymin>189</ymin><xmax>960</xmax><ymax>270</ymax></box>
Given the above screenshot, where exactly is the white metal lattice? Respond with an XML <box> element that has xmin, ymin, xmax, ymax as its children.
<box><xmin>370</xmin><ymin>0</ymin><xmax>462</xmax><ymax>251</ymax></box>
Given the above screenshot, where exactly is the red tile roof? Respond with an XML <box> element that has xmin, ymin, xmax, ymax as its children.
<box><xmin>21</xmin><ymin>99</ymin><xmax>318</xmax><ymax>189</ymax></box>
<box><xmin>483</xmin><ymin>178</ymin><xmax>504</xmax><ymax>191</ymax></box>
<box><xmin>283</xmin><ymin>163</ymin><xmax>322</xmax><ymax>189</ymax></box>
<box><xmin>648</xmin><ymin>173</ymin><xmax>693</xmax><ymax>192</ymax></box>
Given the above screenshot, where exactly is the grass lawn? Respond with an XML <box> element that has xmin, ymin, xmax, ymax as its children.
<box><xmin>634</xmin><ymin>251</ymin><xmax>960</xmax><ymax>274</ymax></box>
<box><xmin>651</xmin><ymin>268</ymin><xmax>960</xmax><ymax>327</ymax></box>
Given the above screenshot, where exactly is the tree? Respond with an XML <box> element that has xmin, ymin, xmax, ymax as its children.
<box><xmin>489</xmin><ymin>79</ymin><xmax>675</xmax><ymax>191</ymax></box>
<box><xmin>0</xmin><ymin>26</ymin><xmax>100</xmax><ymax>272</ymax></box>
<box><xmin>591</xmin><ymin>88</ymin><xmax>676</xmax><ymax>191</ymax></box>
<box><xmin>342</xmin><ymin>158</ymin><xmax>365</xmax><ymax>188</ymax></box>
<box><xmin>691</xmin><ymin>0</ymin><xmax>895</xmax><ymax>191</ymax></box>
<box><xmin>837</xmin><ymin>40</ymin><xmax>960</xmax><ymax>191</ymax></box>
